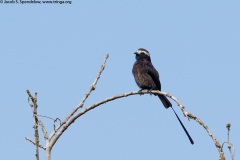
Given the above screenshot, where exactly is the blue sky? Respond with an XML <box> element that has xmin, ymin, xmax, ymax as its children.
<box><xmin>1</xmin><ymin>1</ymin><xmax>240</xmax><ymax>159</ymax></box>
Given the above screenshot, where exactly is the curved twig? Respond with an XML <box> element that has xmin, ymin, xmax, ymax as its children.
<box><xmin>49</xmin><ymin>90</ymin><xmax>226</xmax><ymax>160</ymax></box>
<box><xmin>26</xmin><ymin>53</ymin><xmax>226</xmax><ymax>160</ymax></box>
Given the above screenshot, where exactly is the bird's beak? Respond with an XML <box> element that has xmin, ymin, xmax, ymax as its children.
<box><xmin>134</xmin><ymin>52</ymin><xmax>138</xmax><ymax>55</ymax></box>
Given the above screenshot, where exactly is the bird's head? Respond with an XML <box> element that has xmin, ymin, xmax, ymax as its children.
<box><xmin>134</xmin><ymin>48</ymin><xmax>150</xmax><ymax>57</ymax></box>
<box><xmin>134</xmin><ymin>48</ymin><xmax>151</xmax><ymax>61</ymax></box>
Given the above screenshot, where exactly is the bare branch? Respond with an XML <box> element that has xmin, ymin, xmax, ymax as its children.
<box><xmin>222</xmin><ymin>124</ymin><xmax>234</xmax><ymax>160</ymax></box>
<box><xmin>49</xmin><ymin>54</ymin><xmax>109</xmax><ymax>140</ymax></box>
<box><xmin>25</xmin><ymin>137</ymin><xmax>46</xmax><ymax>150</ymax></box>
<box><xmin>38</xmin><ymin>120</ymin><xmax>51</xmax><ymax>160</ymax></box>
<box><xmin>38</xmin><ymin>120</ymin><xmax>49</xmax><ymax>141</ymax></box>
<box><xmin>49</xmin><ymin>89</ymin><xmax>225</xmax><ymax>160</ymax></box>
<box><xmin>164</xmin><ymin>92</ymin><xmax>225</xmax><ymax>160</ymax></box>
<box><xmin>26</xmin><ymin>55</ymin><xmax>226</xmax><ymax>160</ymax></box>
<box><xmin>36</xmin><ymin>114</ymin><xmax>61</xmax><ymax>132</ymax></box>
<box><xmin>167</xmin><ymin>93</ymin><xmax>226</xmax><ymax>160</ymax></box>
<box><xmin>26</xmin><ymin>89</ymin><xmax>35</xmax><ymax>102</ymax></box>
<box><xmin>27</xmin><ymin>90</ymin><xmax>40</xmax><ymax>160</ymax></box>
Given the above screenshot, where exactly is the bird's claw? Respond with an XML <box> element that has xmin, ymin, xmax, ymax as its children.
<box><xmin>138</xmin><ymin>89</ymin><xmax>144</xmax><ymax>96</ymax></box>
<box><xmin>138</xmin><ymin>89</ymin><xmax>153</xmax><ymax>96</ymax></box>
<box><xmin>147</xmin><ymin>89</ymin><xmax>153</xmax><ymax>96</ymax></box>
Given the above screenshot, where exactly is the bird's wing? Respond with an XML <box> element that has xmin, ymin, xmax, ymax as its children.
<box><xmin>145</xmin><ymin>61</ymin><xmax>161</xmax><ymax>90</ymax></box>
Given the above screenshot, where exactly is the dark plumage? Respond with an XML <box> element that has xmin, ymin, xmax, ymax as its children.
<box><xmin>132</xmin><ymin>48</ymin><xmax>172</xmax><ymax>108</ymax></box>
<box><xmin>132</xmin><ymin>48</ymin><xmax>194</xmax><ymax>145</ymax></box>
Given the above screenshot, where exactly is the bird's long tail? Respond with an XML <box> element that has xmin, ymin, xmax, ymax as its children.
<box><xmin>171</xmin><ymin>106</ymin><xmax>194</xmax><ymax>145</ymax></box>
<box><xmin>158</xmin><ymin>94</ymin><xmax>194</xmax><ymax>144</ymax></box>
<box><xmin>158</xmin><ymin>95</ymin><xmax>172</xmax><ymax>108</ymax></box>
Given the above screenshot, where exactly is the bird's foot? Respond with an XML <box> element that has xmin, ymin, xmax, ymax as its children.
<box><xmin>138</xmin><ymin>89</ymin><xmax>144</xmax><ymax>96</ymax></box>
<box><xmin>147</xmin><ymin>89</ymin><xmax>153</xmax><ymax>96</ymax></box>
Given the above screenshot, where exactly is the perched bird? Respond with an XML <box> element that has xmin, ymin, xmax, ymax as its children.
<box><xmin>132</xmin><ymin>48</ymin><xmax>194</xmax><ymax>144</ymax></box>
<box><xmin>132</xmin><ymin>48</ymin><xmax>172</xmax><ymax>108</ymax></box>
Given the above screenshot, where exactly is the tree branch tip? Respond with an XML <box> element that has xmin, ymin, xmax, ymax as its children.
<box><xmin>25</xmin><ymin>136</ymin><xmax>30</xmax><ymax>140</ymax></box>
<box><xmin>226</xmin><ymin>123</ymin><xmax>231</xmax><ymax>129</ymax></box>
<box><xmin>26</xmin><ymin>89</ymin><xmax>33</xmax><ymax>97</ymax></box>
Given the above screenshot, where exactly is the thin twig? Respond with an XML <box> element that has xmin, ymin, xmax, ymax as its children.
<box><xmin>27</xmin><ymin>90</ymin><xmax>40</xmax><ymax>160</ymax></box>
<box><xmin>49</xmin><ymin>90</ymin><xmax>225</xmax><ymax>160</ymax></box>
<box><xmin>49</xmin><ymin>54</ymin><xmax>109</xmax><ymax>141</ymax></box>
<box><xmin>36</xmin><ymin>114</ymin><xmax>61</xmax><ymax>132</ymax></box>
<box><xmin>54</xmin><ymin>118</ymin><xmax>61</xmax><ymax>131</ymax></box>
<box><xmin>26</xmin><ymin>90</ymin><xmax>34</xmax><ymax>102</ymax></box>
<box><xmin>25</xmin><ymin>137</ymin><xmax>46</xmax><ymax>150</ymax></box>
<box><xmin>222</xmin><ymin>124</ymin><xmax>234</xmax><ymax>160</ymax></box>
<box><xmin>36</xmin><ymin>114</ymin><xmax>56</xmax><ymax>121</ymax></box>
<box><xmin>227</xmin><ymin>124</ymin><xmax>234</xmax><ymax>160</ymax></box>
<box><xmin>38</xmin><ymin>120</ymin><xmax>49</xmax><ymax>141</ymax></box>
<box><xmin>38</xmin><ymin>120</ymin><xmax>51</xmax><ymax>160</ymax></box>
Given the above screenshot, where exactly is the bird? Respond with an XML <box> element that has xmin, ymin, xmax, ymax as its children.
<box><xmin>132</xmin><ymin>48</ymin><xmax>194</xmax><ymax>144</ymax></box>
<box><xmin>132</xmin><ymin>48</ymin><xmax>172</xmax><ymax>108</ymax></box>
